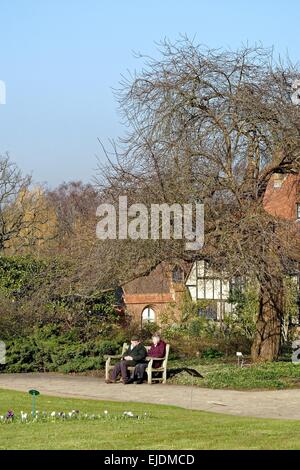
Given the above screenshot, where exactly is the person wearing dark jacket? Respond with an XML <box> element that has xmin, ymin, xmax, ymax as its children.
<box><xmin>106</xmin><ymin>335</ymin><xmax>147</xmax><ymax>384</ymax></box>
<box><xmin>132</xmin><ymin>334</ymin><xmax>166</xmax><ymax>384</ymax></box>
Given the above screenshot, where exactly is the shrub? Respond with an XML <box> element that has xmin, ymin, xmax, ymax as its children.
<box><xmin>201</xmin><ymin>348</ymin><xmax>224</xmax><ymax>359</ymax></box>
<box><xmin>3</xmin><ymin>325</ymin><xmax>123</xmax><ymax>373</ymax></box>
<box><xmin>0</xmin><ymin>255</ymin><xmax>121</xmax><ymax>342</ymax></box>
<box><xmin>141</xmin><ymin>322</ymin><xmax>161</xmax><ymax>340</ymax></box>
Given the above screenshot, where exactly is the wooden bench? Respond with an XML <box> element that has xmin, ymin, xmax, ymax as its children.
<box><xmin>105</xmin><ymin>342</ymin><xmax>170</xmax><ymax>384</ymax></box>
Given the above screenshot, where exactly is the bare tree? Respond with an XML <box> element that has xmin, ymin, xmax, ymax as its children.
<box><xmin>46</xmin><ymin>181</ymin><xmax>100</xmax><ymax>249</ymax></box>
<box><xmin>0</xmin><ymin>154</ymin><xmax>51</xmax><ymax>252</ymax></box>
<box><xmin>96</xmin><ymin>39</ymin><xmax>300</xmax><ymax>362</ymax></box>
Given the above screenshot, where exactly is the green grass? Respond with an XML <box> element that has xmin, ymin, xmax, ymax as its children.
<box><xmin>168</xmin><ymin>358</ymin><xmax>300</xmax><ymax>390</ymax></box>
<box><xmin>84</xmin><ymin>357</ymin><xmax>300</xmax><ymax>390</ymax></box>
<box><xmin>1</xmin><ymin>389</ymin><xmax>300</xmax><ymax>449</ymax></box>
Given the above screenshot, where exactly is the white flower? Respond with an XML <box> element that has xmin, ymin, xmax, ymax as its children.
<box><xmin>21</xmin><ymin>412</ymin><xmax>28</xmax><ymax>421</ymax></box>
<box><xmin>104</xmin><ymin>410</ymin><xmax>108</xmax><ymax>415</ymax></box>
<box><xmin>0</xmin><ymin>416</ymin><xmax>4</xmax><ymax>421</ymax></box>
<box><xmin>68</xmin><ymin>412</ymin><xmax>73</xmax><ymax>418</ymax></box>
<box><xmin>51</xmin><ymin>411</ymin><xmax>56</xmax><ymax>417</ymax></box>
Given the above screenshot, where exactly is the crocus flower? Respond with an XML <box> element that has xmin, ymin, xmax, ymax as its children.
<box><xmin>6</xmin><ymin>410</ymin><xmax>14</xmax><ymax>419</ymax></box>
<box><xmin>21</xmin><ymin>412</ymin><xmax>28</xmax><ymax>422</ymax></box>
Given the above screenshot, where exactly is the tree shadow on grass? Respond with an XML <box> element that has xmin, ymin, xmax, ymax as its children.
<box><xmin>167</xmin><ymin>367</ymin><xmax>204</xmax><ymax>379</ymax></box>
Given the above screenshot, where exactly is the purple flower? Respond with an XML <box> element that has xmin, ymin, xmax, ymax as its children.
<box><xmin>6</xmin><ymin>410</ymin><xmax>14</xmax><ymax>419</ymax></box>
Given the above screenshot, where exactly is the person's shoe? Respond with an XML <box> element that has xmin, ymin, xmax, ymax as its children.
<box><xmin>123</xmin><ymin>378</ymin><xmax>134</xmax><ymax>384</ymax></box>
<box><xmin>126</xmin><ymin>378</ymin><xmax>135</xmax><ymax>384</ymax></box>
<box><xmin>105</xmin><ymin>379</ymin><xmax>116</xmax><ymax>384</ymax></box>
<box><xmin>136</xmin><ymin>378</ymin><xmax>144</xmax><ymax>384</ymax></box>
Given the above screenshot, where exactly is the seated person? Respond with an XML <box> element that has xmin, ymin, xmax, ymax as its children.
<box><xmin>133</xmin><ymin>333</ymin><xmax>166</xmax><ymax>384</ymax></box>
<box><xmin>106</xmin><ymin>335</ymin><xmax>147</xmax><ymax>385</ymax></box>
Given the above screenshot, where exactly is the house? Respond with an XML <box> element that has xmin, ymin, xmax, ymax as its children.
<box><xmin>185</xmin><ymin>174</ymin><xmax>300</xmax><ymax>320</ymax></box>
<box><xmin>185</xmin><ymin>259</ymin><xmax>239</xmax><ymax>321</ymax></box>
<box><xmin>123</xmin><ymin>174</ymin><xmax>300</xmax><ymax>325</ymax></box>
<box><xmin>263</xmin><ymin>174</ymin><xmax>300</xmax><ymax>221</ymax></box>
<box><xmin>122</xmin><ymin>262</ymin><xmax>187</xmax><ymax>326</ymax></box>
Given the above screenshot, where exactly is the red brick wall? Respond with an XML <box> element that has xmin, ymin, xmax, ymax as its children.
<box><xmin>123</xmin><ymin>262</ymin><xmax>188</xmax><ymax>324</ymax></box>
<box><xmin>264</xmin><ymin>174</ymin><xmax>299</xmax><ymax>220</ymax></box>
<box><xmin>124</xmin><ymin>289</ymin><xmax>185</xmax><ymax>324</ymax></box>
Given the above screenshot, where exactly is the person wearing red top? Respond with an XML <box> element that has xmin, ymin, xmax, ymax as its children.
<box><xmin>128</xmin><ymin>333</ymin><xmax>166</xmax><ymax>384</ymax></box>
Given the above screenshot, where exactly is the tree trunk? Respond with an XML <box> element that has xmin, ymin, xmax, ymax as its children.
<box><xmin>251</xmin><ymin>274</ymin><xmax>284</xmax><ymax>362</ymax></box>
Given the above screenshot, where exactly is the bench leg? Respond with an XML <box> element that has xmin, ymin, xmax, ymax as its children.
<box><xmin>162</xmin><ymin>368</ymin><xmax>167</xmax><ymax>384</ymax></box>
<box><xmin>105</xmin><ymin>360</ymin><xmax>110</xmax><ymax>381</ymax></box>
<box><xmin>147</xmin><ymin>368</ymin><xmax>152</xmax><ymax>384</ymax></box>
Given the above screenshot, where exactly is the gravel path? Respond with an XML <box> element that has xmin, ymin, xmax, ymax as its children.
<box><xmin>0</xmin><ymin>372</ymin><xmax>299</xmax><ymax>420</ymax></box>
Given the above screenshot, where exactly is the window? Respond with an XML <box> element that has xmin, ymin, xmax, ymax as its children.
<box><xmin>142</xmin><ymin>306</ymin><xmax>155</xmax><ymax>323</ymax></box>
<box><xmin>230</xmin><ymin>276</ymin><xmax>245</xmax><ymax>292</ymax></box>
<box><xmin>115</xmin><ymin>287</ymin><xmax>124</xmax><ymax>306</ymax></box>
<box><xmin>297</xmin><ymin>203</ymin><xmax>300</xmax><ymax>221</ymax></box>
<box><xmin>172</xmin><ymin>266</ymin><xmax>184</xmax><ymax>283</ymax></box>
<box><xmin>198</xmin><ymin>305</ymin><xmax>218</xmax><ymax>320</ymax></box>
<box><xmin>187</xmin><ymin>261</ymin><xmax>230</xmax><ymax>301</ymax></box>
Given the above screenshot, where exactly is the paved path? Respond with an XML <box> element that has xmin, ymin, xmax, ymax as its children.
<box><xmin>0</xmin><ymin>372</ymin><xmax>299</xmax><ymax>420</ymax></box>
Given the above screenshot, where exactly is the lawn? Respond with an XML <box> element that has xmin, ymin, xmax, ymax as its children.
<box><xmin>1</xmin><ymin>389</ymin><xmax>300</xmax><ymax>449</ymax></box>
<box><xmin>81</xmin><ymin>357</ymin><xmax>300</xmax><ymax>390</ymax></box>
<box><xmin>168</xmin><ymin>358</ymin><xmax>300</xmax><ymax>390</ymax></box>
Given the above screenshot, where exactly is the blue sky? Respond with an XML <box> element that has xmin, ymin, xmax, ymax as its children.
<box><xmin>0</xmin><ymin>0</ymin><xmax>299</xmax><ymax>187</ymax></box>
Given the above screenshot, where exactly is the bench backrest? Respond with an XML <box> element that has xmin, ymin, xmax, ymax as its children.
<box><xmin>121</xmin><ymin>342</ymin><xmax>170</xmax><ymax>367</ymax></box>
